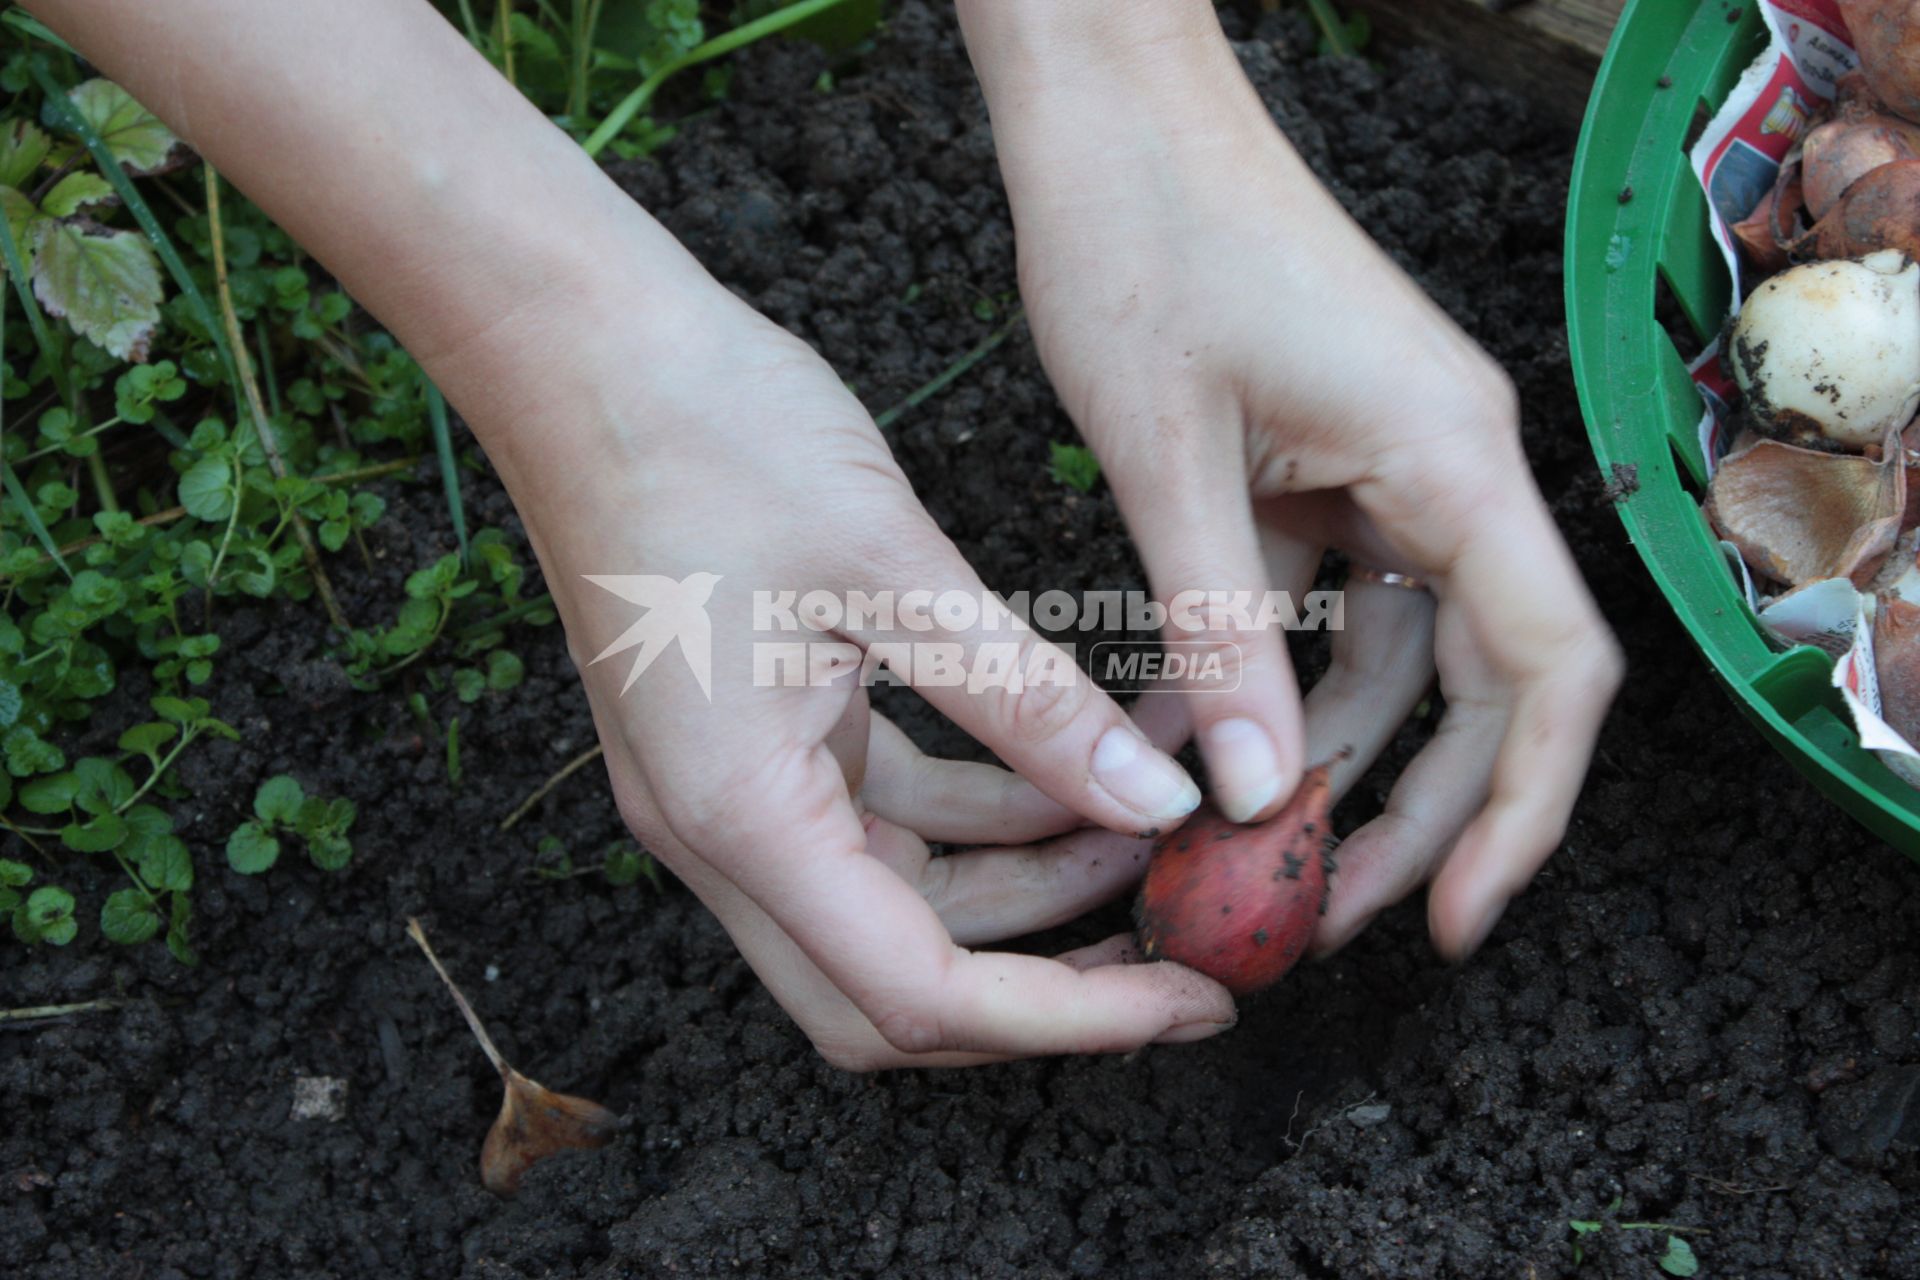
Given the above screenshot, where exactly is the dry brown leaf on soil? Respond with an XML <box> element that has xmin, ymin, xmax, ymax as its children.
<box><xmin>406</xmin><ymin>917</ymin><xmax>621</xmax><ymax>1196</ymax></box>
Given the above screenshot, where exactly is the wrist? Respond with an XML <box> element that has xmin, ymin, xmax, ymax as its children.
<box><xmin>427</xmin><ymin>238</ymin><xmax>748</xmax><ymax>489</ymax></box>
<box><xmin>955</xmin><ymin>0</ymin><xmax>1226</xmax><ymax>97</ymax></box>
<box><xmin>955</xmin><ymin>0</ymin><xmax>1282</xmax><ymax>199</ymax></box>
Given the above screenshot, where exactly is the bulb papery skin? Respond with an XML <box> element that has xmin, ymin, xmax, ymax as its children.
<box><xmin>1731</xmin><ymin>250</ymin><xmax>1920</xmax><ymax>449</ymax></box>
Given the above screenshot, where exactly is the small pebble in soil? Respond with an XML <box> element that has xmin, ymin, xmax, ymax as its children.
<box><xmin>290</xmin><ymin>1076</ymin><xmax>349</xmax><ymax>1122</ymax></box>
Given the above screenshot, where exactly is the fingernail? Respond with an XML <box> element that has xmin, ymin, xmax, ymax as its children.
<box><xmin>1091</xmin><ymin>726</ymin><xmax>1202</xmax><ymax>822</ymax></box>
<box><xmin>1202</xmin><ymin>717</ymin><xmax>1284</xmax><ymax>823</ymax></box>
<box><xmin>1455</xmin><ymin>896</ymin><xmax>1510</xmax><ymax>962</ymax></box>
<box><xmin>1312</xmin><ymin>910</ymin><xmax>1377</xmax><ymax>959</ymax></box>
<box><xmin>1155</xmin><ymin>1014</ymin><xmax>1238</xmax><ymax>1045</ymax></box>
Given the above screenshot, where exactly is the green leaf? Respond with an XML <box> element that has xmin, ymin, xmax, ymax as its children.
<box><xmin>61</xmin><ymin>812</ymin><xmax>127</xmax><ymax>853</ymax></box>
<box><xmin>166</xmin><ymin>892</ymin><xmax>197</xmax><ymax>966</ymax></box>
<box><xmin>225</xmin><ymin>821</ymin><xmax>279</xmax><ymax>874</ymax></box>
<box><xmin>4</xmin><ymin>725</ymin><xmax>65</xmax><ymax>776</ymax></box>
<box><xmin>151</xmin><ymin>694</ymin><xmax>210</xmax><ymax>723</ymax></box>
<box><xmin>308</xmin><ymin>830</ymin><xmax>352</xmax><ymax>872</ymax></box>
<box><xmin>1047</xmin><ymin>442</ymin><xmax>1101</xmax><ymax>494</ymax></box>
<box><xmin>486</xmin><ymin>649</ymin><xmax>525</xmax><ymax>692</ymax></box>
<box><xmin>100</xmin><ymin>887</ymin><xmax>160</xmax><ymax>944</ymax></box>
<box><xmin>118</xmin><ymin>721</ymin><xmax>178</xmax><ymax>757</ymax></box>
<box><xmin>72</xmin><ymin>756</ymin><xmax>135</xmax><ymax>814</ymax></box>
<box><xmin>0</xmin><ymin>184</ymin><xmax>39</xmax><ymax>270</ymax></box>
<box><xmin>121</xmin><ymin>804</ymin><xmax>174</xmax><ymax>857</ymax></box>
<box><xmin>452</xmin><ymin>667</ymin><xmax>485</xmax><ymax>703</ymax></box>
<box><xmin>0</xmin><ymin>859</ymin><xmax>32</xmax><ymax>887</ymax></box>
<box><xmin>253</xmin><ymin>774</ymin><xmax>305</xmax><ymax>825</ymax></box>
<box><xmin>30</xmin><ymin>214</ymin><xmax>163</xmax><ymax>361</ymax></box>
<box><xmin>17</xmin><ymin>885</ymin><xmax>76</xmax><ymax>945</ymax></box>
<box><xmin>39</xmin><ymin>171</ymin><xmax>115</xmax><ymax>218</ymax></box>
<box><xmin>18</xmin><ymin>771</ymin><xmax>78</xmax><ymax>814</ymax></box>
<box><xmin>177</xmin><ymin>454</ymin><xmax>233</xmax><ymax>521</ymax></box>
<box><xmin>1659</xmin><ymin>1237</ymin><xmax>1699</xmax><ymax>1277</ymax></box>
<box><xmin>67</xmin><ymin>79</ymin><xmax>180</xmax><ymax>175</ymax></box>
<box><xmin>0</xmin><ymin>677</ymin><xmax>21</xmax><ymax>730</ymax></box>
<box><xmin>605</xmin><ymin>846</ymin><xmax>643</xmax><ymax>886</ymax></box>
<box><xmin>139</xmin><ymin>835</ymin><xmax>192</xmax><ymax>892</ymax></box>
<box><xmin>322</xmin><ymin>797</ymin><xmax>356</xmax><ymax>833</ymax></box>
<box><xmin>1568</xmin><ymin>1221</ymin><xmax>1602</xmax><ymax>1236</ymax></box>
<box><xmin>0</xmin><ymin>119</ymin><xmax>50</xmax><ymax>189</ymax></box>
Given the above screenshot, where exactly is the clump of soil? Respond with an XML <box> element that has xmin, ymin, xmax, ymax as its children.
<box><xmin>5</xmin><ymin>6</ymin><xmax>1919</xmax><ymax>1278</ymax></box>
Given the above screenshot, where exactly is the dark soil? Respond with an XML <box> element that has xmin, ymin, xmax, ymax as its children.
<box><xmin>8</xmin><ymin>6</ymin><xmax>1920</xmax><ymax>1278</ymax></box>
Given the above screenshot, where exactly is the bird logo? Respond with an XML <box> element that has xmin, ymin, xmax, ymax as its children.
<box><xmin>581</xmin><ymin>572</ymin><xmax>722</xmax><ymax>700</ymax></box>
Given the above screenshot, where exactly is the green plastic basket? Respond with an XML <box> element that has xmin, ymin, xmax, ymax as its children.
<box><xmin>1566</xmin><ymin>0</ymin><xmax>1920</xmax><ymax>853</ymax></box>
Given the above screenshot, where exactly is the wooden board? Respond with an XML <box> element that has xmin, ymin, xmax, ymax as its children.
<box><xmin>1345</xmin><ymin>0</ymin><xmax>1627</xmax><ymax>123</ymax></box>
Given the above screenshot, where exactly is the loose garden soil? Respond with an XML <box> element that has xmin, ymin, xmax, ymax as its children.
<box><xmin>7</xmin><ymin>6</ymin><xmax>1920</xmax><ymax>1277</ymax></box>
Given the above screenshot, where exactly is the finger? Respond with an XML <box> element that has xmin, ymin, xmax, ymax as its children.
<box><xmin>1425</xmin><ymin>659</ymin><xmax>1615</xmax><ymax>960</ymax></box>
<box><xmin>663</xmin><ymin>727</ymin><xmax>1235</xmax><ymax>1059</ymax></box>
<box><xmin>640</xmin><ymin>820</ymin><xmax>1013</xmax><ymax>1070</ymax></box>
<box><xmin>839</xmin><ymin>532</ymin><xmax>1201</xmax><ymax>835</ymax></box>
<box><xmin>1312</xmin><ymin>699</ymin><xmax>1504</xmax><ymax>955</ymax></box>
<box><xmin>861</xmin><ymin>715</ymin><xmax>1081</xmax><ymax>846</ymax></box>
<box><xmin>1055</xmin><ymin>933</ymin><xmax>1148</xmax><ymax>971</ymax></box>
<box><xmin>1302</xmin><ymin>574</ymin><xmax>1438</xmax><ymax>799</ymax></box>
<box><xmin>1358</xmin><ymin>426</ymin><xmax>1622</xmax><ymax>960</ymax></box>
<box><xmin>1112</xmin><ymin>423</ymin><xmax>1306</xmax><ymax>824</ymax></box>
<box><xmin>1124</xmin><ymin>519</ymin><xmax>1325</xmax><ymax>761</ymax></box>
<box><xmin>864</xmin><ymin>813</ymin><xmax>1155</xmax><ymax>946</ymax></box>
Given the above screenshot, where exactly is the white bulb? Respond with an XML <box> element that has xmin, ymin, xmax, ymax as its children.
<box><xmin>1732</xmin><ymin>250</ymin><xmax>1920</xmax><ymax>449</ymax></box>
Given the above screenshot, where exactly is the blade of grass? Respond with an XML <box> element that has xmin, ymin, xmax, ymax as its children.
<box><xmin>255</xmin><ymin>314</ymin><xmax>281</xmax><ymax>418</ymax></box>
<box><xmin>1</xmin><ymin>8</ymin><xmax>76</xmax><ymax>55</ymax></box>
<box><xmin>0</xmin><ymin>998</ymin><xmax>122</xmax><ymax>1024</ymax></box>
<box><xmin>79</xmin><ymin>408</ymin><xmax>118</xmax><ymax>515</ymax></box>
<box><xmin>568</xmin><ymin>0</ymin><xmax>605</xmax><ymax>125</ymax></box>
<box><xmin>0</xmin><ymin>267</ymin><xmax>70</xmax><ymax>579</ymax></box>
<box><xmin>498</xmin><ymin>0</ymin><xmax>517</xmax><ymax>86</ymax></box>
<box><xmin>500</xmin><ymin>744</ymin><xmax>604</xmax><ymax>832</ymax></box>
<box><xmin>30</xmin><ymin>59</ymin><xmax>237</xmax><ymax>391</ymax></box>
<box><xmin>1</xmin><ymin>459</ymin><xmax>70</xmax><ymax>579</ymax></box>
<box><xmin>0</xmin><ymin>207</ymin><xmax>73</xmax><ymax>409</ymax></box>
<box><xmin>0</xmin><ymin>183</ymin><xmax>109</xmax><ymax>517</ymax></box>
<box><xmin>425</xmin><ymin>381</ymin><xmax>469</xmax><ymax>567</ymax></box>
<box><xmin>454</xmin><ymin>0</ymin><xmax>485</xmax><ymax>46</ymax></box>
<box><xmin>450</xmin><ymin>590</ymin><xmax>556</xmax><ymax>644</ymax></box>
<box><xmin>582</xmin><ymin>0</ymin><xmax>859</xmax><ymax>158</ymax></box>
<box><xmin>204</xmin><ymin>165</ymin><xmax>349</xmax><ymax>630</ymax></box>
<box><xmin>1303</xmin><ymin>0</ymin><xmax>1354</xmax><ymax>57</ymax></box>
<box><xmin>874</xmin><ymin>309</ymin><xmax>1024</xmax><ymax>431</ymax></box>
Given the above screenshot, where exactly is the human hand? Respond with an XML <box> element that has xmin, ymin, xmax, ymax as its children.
<box><xmin>38</xmin><ymin>0</ymin><xmax>1236</xmax><ymax>1068</ymax></box>
<box><xmin>441</xmin><ymin>279</ymin><xmax>1237</xmax><ymax>1069</ymax></box>
<box><xmin>960</xmin><ymin>0</ymin><xmax>1623</xmax><ymax>960</ymax></box>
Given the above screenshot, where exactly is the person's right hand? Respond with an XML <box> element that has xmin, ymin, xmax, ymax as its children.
<box><xmin>959</xmin><ymin>0</ymin><xmax>1625</xmax><ymax>963</ymax></box>
<box><xmin>442</xmin><ymin>281</ymin><xmax>1237</xmax><ymax>1070</ymax></box>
